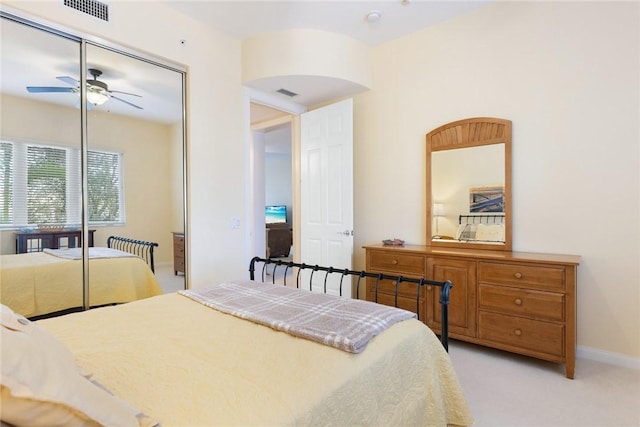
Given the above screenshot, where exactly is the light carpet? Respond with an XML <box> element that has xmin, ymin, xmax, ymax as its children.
<box><xmin>449</xmin><ymin>340</ymin><xmax>640</xmax><ymax>426</ymax></box>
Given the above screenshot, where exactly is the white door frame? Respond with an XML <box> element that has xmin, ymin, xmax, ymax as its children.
<box><xmin>244</xmin><ymin>87</ymin><xmax>306</xmax><ymax>263</ymax></box>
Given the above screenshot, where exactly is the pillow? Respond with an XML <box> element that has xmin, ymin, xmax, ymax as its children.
<box><xmin>0</xmin><ymin>304</ymin><xmax>157</xmax><ymax>427</ymax></box>
<box><xmin>455</xmin><ymin>223</ymin><xmax>476</xmax><ymax>241</ymax></box>
<box><xmin>475</xmin><ymin>223</ymin><xmax>505</xmax><ymax>242</ymax></box>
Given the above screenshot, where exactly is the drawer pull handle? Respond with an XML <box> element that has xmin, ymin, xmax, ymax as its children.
<box><xmin>514</xmin><ymin>329</ymin><xmax>522</xmax><ymax>336</ymax></box>
<box><xmin>514</xmin><ymin>298</ymin><xmax>523</xmax><ymax>306</ymax></box>
<box><xmin>391</xmin><ymin>259</ymin><xmax>398</xmax><ymax>265</ymax></box>
<box><xmin>515</xmin><ymin>272</ymin><xmax>523</xmax><ymax>279</ymax></box>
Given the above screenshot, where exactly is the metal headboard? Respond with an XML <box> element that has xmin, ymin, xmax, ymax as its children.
<box><xmin>107</xmin><ymin>236</ymin><xmax>158</xmax><ymax>273</ymax></box>
<box><xmin>249</xmin><ymin>256</ymin><xmax>453</xmax><ymax>351</ymax></box>
<box><xmin>459</xmin><ymin>214</ymin><xmax>505</xmax><ymax>224</ymax></box>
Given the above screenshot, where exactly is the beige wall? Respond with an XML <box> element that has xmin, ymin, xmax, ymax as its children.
<box><xmin>0</xmin><ymin>94</ymin><xmax>178</xmax><ymax>264</ymax></box>
<box><xmin>353</xmin><ymin>1</ymin><xmax>639</xmax><ymax>358</ymax></box>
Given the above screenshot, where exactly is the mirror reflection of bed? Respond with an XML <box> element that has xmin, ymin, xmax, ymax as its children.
<box><xmin>1</xmin><ymin>236</ymin><xmax>163</xmax><ymax>319</ymax></box>
<box><xmin>0</xmin><ymin>16</ymin><xmax>187</xmax><ymax>318</ymax></box>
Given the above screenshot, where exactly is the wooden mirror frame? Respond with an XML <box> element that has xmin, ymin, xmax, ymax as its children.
<box><xmin>426</xmin><ymin>117</ymin><xmax>512</xmax><ymax>251</ymax></box>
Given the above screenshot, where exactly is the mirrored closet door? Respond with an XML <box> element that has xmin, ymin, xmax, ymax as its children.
<box><xmin>0</xmin><ymin>13</ymin><xmax>186</xmax><ymax>319</ymax></box>
<box><xmin>85</xmin><ymin>43</ymin><xmax>186</xmax><ymax>297</ymax></box>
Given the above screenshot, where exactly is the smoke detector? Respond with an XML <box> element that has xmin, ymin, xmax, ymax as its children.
<box><xmin>365</xmin><ymin>10</ymin><xmax>381</xmax><ymax>23</ymax></box>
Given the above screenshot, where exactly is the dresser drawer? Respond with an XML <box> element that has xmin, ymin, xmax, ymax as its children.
<box><xmin>174</xmin><ymin>256</ymin><xmax>185</xmax><ymax>271</ymax></box>
<box><xmin>479</xmin><ymin>284</ymin><xmax>564</xmax><ymax>321</ymax></box>
<box><xmin>368</xmin><ymin>251</ymin><xmax>425</xmax><ymax>275</ymax></box>
<box><xmin>366</xmin><ymin>277</ymin><xmax>423</xmax><ymax>299</ymax></box>
<box><xmin>479</xmin><ymin>262</ymin><xmax>565</xmax><ymax>291</ymax></box>
<box><xmin>479</xmin><ymin>311</ymin><xmax>564</xmax><ymax>358</ymax></box>
<box><xmin>173</xmin><ymin>243</ymin><xmax>185</xmax><ymax>256</ymax></box>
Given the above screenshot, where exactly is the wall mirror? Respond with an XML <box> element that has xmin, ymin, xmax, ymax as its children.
<box><xmin>426</xmin><ymin>117</ymin><xmax>512</xmax><ymax>251</ymax></box>
<box><xmin>0</xmin><ymin>13</ymin><xmax>187</xmax><ymax>318</ymax></box>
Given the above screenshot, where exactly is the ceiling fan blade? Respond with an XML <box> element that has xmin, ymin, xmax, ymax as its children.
<box><xmin>57</xmin><ymin>76</ymin><xmax>79</xmax><ymax>86</ymax></box>
<box><xmin>26</xmin><ymin>86</ymin><xmax>76</xmax><ymax>93</ymax></box>
<box><xmin>110</xmin><ymin>90</ymin><xmax>142</xmax><ymax>98</ymax></box>
<box><xmin>110</xmin><ymin>95</ymin><xmax>143</xmax><ymax>110</ymax></box>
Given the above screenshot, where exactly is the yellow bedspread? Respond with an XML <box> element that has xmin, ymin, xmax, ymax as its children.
<box><xmin>38</xmin><ymin>292</ymin><xmax>474</xmax><ymax>426</ymax></box>
<box><xmin>0</xmin><ymin>251</ymin><xmax>163</xmax><ymax>318</ymax></box>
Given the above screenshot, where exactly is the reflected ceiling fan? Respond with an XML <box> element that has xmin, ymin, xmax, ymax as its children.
<box><xmin>26</xmin><ymin>68</ymin><xmax>143</xmax><ymax>110</ymax></box>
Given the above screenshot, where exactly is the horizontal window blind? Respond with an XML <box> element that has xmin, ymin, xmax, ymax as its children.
<box><xmin>0</xmin><ymin>142</ymin><xmax>13</xmax><ymax>224</ymax></box>
<box><xmin>88</xmin><ymin>150</ymin><xmax>123</xmax><ymax>222</ymax></box>
<box><xmin>0</xmin><ymin>140</ymin><xmax>123</xmax><ymax>228</ymax></box>
<box><xmin>27</xmin><ymin>145</ymin><xmax>68</xmax><ymax>224</ymax></box>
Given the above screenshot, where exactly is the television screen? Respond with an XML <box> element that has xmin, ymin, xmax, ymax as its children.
<box><xmin>266</xmin><ymin>205</ymin><xmax>287</xmax><ymax>224</ymax></box>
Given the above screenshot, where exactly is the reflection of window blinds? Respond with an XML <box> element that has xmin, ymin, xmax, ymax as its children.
<box><xmin>26</xmin><ymin>145</ymin><xmax>68</xmax><ymax>225</ymax></box>
<box><xmin>87</xmin><ymin>150</ymin><xmax>123</xmax><ymax>222</ymax></box>
<box><xmin>0</xmin><ymin>142</ymin><xmax>13</xmax><ymax>225</ymax></box>
<box><xmin>1</xmin><ymin>140</ymin><xmax>123</xmax><ymax>227</ymax></box>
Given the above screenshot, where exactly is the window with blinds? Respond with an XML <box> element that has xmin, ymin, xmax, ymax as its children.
<box><xmin>0</xmin><ymin>142</ymin><xmax>13</xmax><ymax>225</ymax></box>
<box><xmin>0</xmin><ymin>140</ymin><xmax>124</xmax><ymax>227</ymax></box>
<box><xmin>27</xmin><ymin>145</ymin><xmax>68</xmax><ymax>224</ymax></box>
<box><xmin>87</xmin><ymin>150</ymin><xmax>123</xmax><ymax>223</ymax></box>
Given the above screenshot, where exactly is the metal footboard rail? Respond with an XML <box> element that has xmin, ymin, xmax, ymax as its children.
<box><xmin>107</xmin><ymin>236</ymin><xmax>159</xmax><ymax>273</ymax></box>
<box><xmin>249</xmin><ymin>256</ymin><xmax>453</xmax><ymax>351</ymax></box>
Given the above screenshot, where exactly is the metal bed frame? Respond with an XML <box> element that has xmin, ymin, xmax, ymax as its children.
<box><xmin>107</xmin><ymin>235</ymin><xmax>158</xmax><ymax>273</ymax></box>
<box><xmin>458</xmin><ymin>213</ymin><xmax>505</xmax><ymax>224</ymax></box>
<box><xmin>249</xmin><ymin>256</ymin><xmax>453</xmax><ymax>351</ymax></box>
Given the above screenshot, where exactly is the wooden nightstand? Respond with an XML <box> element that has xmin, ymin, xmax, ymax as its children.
<box><xmin>172</xmin><ymin>232</ymin><xmax>185</xmax><ymax>275</ymax></box>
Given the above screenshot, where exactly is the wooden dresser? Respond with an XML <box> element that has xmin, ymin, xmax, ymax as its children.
<box><xmin>172</xmin><ymin>232</ymin><xmax>185</xmax><ymax>275</ymax></box>
<box><xmin>364</xmin><ymin>244</ymin><xmax>580</xmax><ymax>378</ymax></box>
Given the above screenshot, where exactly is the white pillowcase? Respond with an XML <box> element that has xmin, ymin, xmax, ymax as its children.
<box><xmin>0</xmin><ymin>304</ymin><xmax>156</xmax><ymax>427</ymax></box>
<box><xmin>475</xmin><ymin>223</ymin><xmax>505</xmax><ymax>242</ymax></box>
<box><xmin>455</xmin><ymin>223</ymin><xmax>476</xmax><ymax>240</ymax></box>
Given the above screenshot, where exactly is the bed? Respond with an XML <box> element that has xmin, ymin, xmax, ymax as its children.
<box><xmin>0</xmin><ymin>236</ymin><xmax>162</xmax><ymax>319</ymax></box>
<box><xmin>0</xmin><ymin>257</ymin><xmax>473</xmax><ymax>427</ymax></box>
<box><xmin>454</xmin><ymin>213</ymin><xmax>506</xmax><ymax>243</ymax></box>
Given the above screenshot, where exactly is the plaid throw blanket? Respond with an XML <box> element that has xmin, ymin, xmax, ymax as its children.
<box><xmin>179</xmin><ymin>280</ymin><xmax>416</xmax><ymax>353</ymax></box>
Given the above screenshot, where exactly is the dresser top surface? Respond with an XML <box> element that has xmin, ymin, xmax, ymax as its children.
<box><xmin>363</xmin><ymin>244</ymin><xmax>580</xmax><ymax>266</ymax></box>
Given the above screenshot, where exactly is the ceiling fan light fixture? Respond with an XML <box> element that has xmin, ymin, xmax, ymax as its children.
<box><xmin>86</xmin><ymin>88</ymin><xmax>109</xmax><ymax>106</ymax></box>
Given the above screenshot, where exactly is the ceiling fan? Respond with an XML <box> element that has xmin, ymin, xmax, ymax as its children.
<box><xmin>26</xmin><ymin>68</ymin><xmax>143</xmax><ymax>110</ymax></box>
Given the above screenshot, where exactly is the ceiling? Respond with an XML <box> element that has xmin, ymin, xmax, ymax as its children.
<box><xmin>165</xmin><ymin>0</ymin><xmax>490</xmax><ymax>107</ymax></box>
<box><xmin>163</xmin><ymin>1</ymin><xmax>489</xmax><ymax>48</ymax></box>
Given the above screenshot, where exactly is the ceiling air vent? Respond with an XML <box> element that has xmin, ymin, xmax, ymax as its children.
<box><xmin>276</xmin><ymin>88</ymin><xmax>298</xmax><ymax>98</ymax></box>
<box><xmin>63</xmin><ymin>0</ymin><xmax>109</xmax><ymax>21</ymax></box>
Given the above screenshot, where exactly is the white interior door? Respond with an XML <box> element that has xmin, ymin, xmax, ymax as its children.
<box><xmin>300</xmin><ymin>99</ymin><xmax>353</xmax><ymax>296</ymax></box>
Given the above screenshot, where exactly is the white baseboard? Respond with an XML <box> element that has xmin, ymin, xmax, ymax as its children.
<box><xmin>577</xmin><ymin>345</ymin><xmax>640</xmax><ymax>370</ymax></box>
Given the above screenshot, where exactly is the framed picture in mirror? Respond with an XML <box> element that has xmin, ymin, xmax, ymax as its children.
<box><xmin>469</xmin><ymin>186</ymin><xmax>505</xmax><ymax>213</ymax></box>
